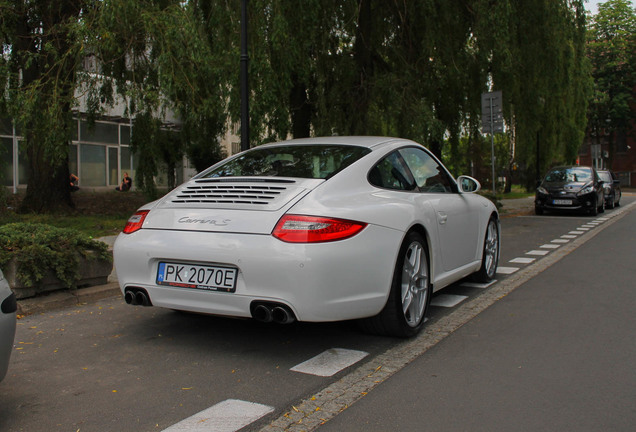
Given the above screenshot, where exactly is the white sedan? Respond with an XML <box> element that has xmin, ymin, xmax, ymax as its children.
<box><xmin>114</xmin><ymin>136</ymin><xmax>499</xmax><ymax>337</ymax></box>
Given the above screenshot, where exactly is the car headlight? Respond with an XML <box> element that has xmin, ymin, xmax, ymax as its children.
<box><xmin>537</xmin><ymin>186</ymin><xmax>548</xmax><ymax>195</ymax></box>
<box><xmin>577</xmin><ymin>183</ymin><xmax>594</xmax><ymax>196</ymax></box>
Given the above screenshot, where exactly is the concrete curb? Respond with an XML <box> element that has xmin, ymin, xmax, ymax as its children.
<box><xmin>16</xmin><ymin>282</ymin><xmax>122</xmax><ymax>316</ymax></box>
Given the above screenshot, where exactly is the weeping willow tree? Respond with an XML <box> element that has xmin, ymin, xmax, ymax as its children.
<box><xmin>0</xmin><ymin>1</ymin><xmax>89</xmax><ymax>212</ymax></box>
<box><xmin>0</xmin><ymin>0</ymin><xmax>594</xmax><ymax>211</ymax></box>
<box><xmin>473</xmin><ymin>0</ymin><xmax>592</xmax><ymax>187</ymax></box>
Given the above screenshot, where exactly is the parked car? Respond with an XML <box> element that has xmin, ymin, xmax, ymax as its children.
<box><xmin>114</xmin><ymin>136</ymin><xmax>499</xmax><ymax>337</ymax></box>
<box><xmin>1</xmin><ymin>269</ymin><xmax>17</xmax><ymax>383</ymax></box>
<box><xmin>597</xmin><ymin>170</ymin><xmax>621</xmax><ymax>209</ymax></box>
<box><xmin>535</xmin><ymin>165</ymin><xmax>605</xmax><ymax>216</ymax></box>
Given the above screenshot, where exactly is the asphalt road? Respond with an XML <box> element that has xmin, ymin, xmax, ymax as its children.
<box><xmin>1</xmin><ymin>195</ymin><xmax>634</xmax><ymax>432</ymax></box>
<box><xmin>319</xmin><ymin>198</ymin><xmax>636</xmax><ymax>432</ymax></box>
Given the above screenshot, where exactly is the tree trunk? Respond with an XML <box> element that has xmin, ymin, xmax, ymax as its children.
<box><xmin>289</xmin><ymin>74</ymin><xmax>312</xmax><ymax>138</ymax></box>
<box><xmin>19</xmin><ymin>141</ymin><xmax>74</xmax><ymax>213</ymax></box>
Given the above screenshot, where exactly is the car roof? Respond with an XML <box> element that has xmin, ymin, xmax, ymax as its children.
<box><xmin>550</xmin><ymin>165</ymin><xmax>592</xmax><ymax>171</ymax></box>
<box><xmin>259</xmin><ymin>136</ymin><xmax>414</xmax><ymax>149</ymax></box>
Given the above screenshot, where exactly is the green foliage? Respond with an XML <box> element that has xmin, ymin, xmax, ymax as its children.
<box><xmin>1</xmin><ymin>0</ymin><xmax>596</xmax><ymax>204</ymax></box>
<box><xmin>586</xmin><ymin>0</ymin><xmax>636</xmax><ymax>162</ymax></box>
<box><xmin>0</xmin><ymin>223</ymin><xmax>112</xmax><ymax>289</ymax></box>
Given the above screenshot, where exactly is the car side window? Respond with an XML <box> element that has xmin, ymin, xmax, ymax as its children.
<box><xmin>368</xmin><ymin>152</ymin><xmax>416</xmax><ymax>191</ymax></box>
<box><xmin>399</xmin><ymin>147</ymin><xmax>453</xmax><ymax>193</ymax></box>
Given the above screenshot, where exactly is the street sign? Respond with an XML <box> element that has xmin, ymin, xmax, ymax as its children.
<box><xmin>481</xmin><ymin>91</ymin><xmax>504</xmax><ymax>134</ymax></box>
<box><xmin>481</xmin><ymin>90</ymin><xmax>504</xmax><ymax>195</ymax></box>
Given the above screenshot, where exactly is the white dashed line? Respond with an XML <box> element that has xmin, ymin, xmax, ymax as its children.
<box><xmin>431</xmin><ymin>294</ymin><xmax>468</xmax><ymax>308</ymax></box>
<box><xmin>541</xmin><ymin>244</ymin><xmax>560</xmax><ymax>249</ymax></box>
<box><xmin>290</xmin><ymin>348</ymin><xmax>369</xmax><ymax>377</ymax></box>
<box><xmin>552</xmin><ymin>239</ymin><xmax>570</xmax><ymax>243</ymax></box>
<box><xmin>163</xmin><ymin>399</ymin><xmax>274</xmax><ymax>432</ymax></box>
<box><xmin>561</xmin><ymin>235</ymin><xmax>577</xmax><ymax>239</ymax></box>
<box><xmin>510</xmin><ymin>257</ymin><xmax>535</xmax><ymax>264</ymax></box>
<box><xmin>526</xmin><ymin>250</ymin><xmax>550</xmax><ymax>256</ymax></box>
<box><xmin>569</xmin><ymin>231</ymin><xmax>584</xmax><ymax>235</ymax></box>
<box><xmin>497</xmin><ymin>266</ymin><xmax>519</xmax><ymax>275</ymax></box>
<box><xmin>460</xmin><ymin>280</ymin><xmax>497</xmax><ymax>289</ymax></box>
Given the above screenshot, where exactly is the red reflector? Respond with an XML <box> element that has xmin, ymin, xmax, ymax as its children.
<box><xmin>272</xmin><ymin>215</ymin><xmax>367</xmax><ymax>243</ymax></box>
<box><xmin>123</xmin><ymin>210</ymin><xmax>149</xmax><ymax>234</ymax></box>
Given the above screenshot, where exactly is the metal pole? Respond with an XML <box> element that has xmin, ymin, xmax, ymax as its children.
<box><xmin>240</xmin><ymin>0</ymin><xmax>250</xmax><ymax>151</ymax></box>
<box><xmin>490</xmin><ymin>97</ymin><xmax>496</xmax><ymax>195</ymax></box>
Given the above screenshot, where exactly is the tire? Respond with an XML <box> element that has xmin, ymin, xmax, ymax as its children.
<box><xmin>472</xmin><ymin>216</ymin><xmax>500</xmax><ymax>283</ymax></box>
<box><xmin>535</xmin><ymin>206</ymin><xmax>544</xmax><ymax>215</ymax></box>
<box><xmin>359</xmin><ymin>231</ymin><xmax>431</xmax><ymax>338</ymax></box>
<box><xmin>590</xmin><ymin>198</ymin><xmax>598</xmax><ymax>216</ymax></box>
<box><xmin>599</xmin><ymin>196</ymin><xmax>605</xmax><ymax>213</ymax></box>
<box><xmin>607</xmin><ymin>194</ymin><xmax>615</xmax><ymax>209</ymax></box>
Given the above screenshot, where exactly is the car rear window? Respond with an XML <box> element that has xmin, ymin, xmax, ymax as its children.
<box><xmin>201</xmin><ymin>144</ymin><xmax>371</xmax><ymax>179</ymax></box>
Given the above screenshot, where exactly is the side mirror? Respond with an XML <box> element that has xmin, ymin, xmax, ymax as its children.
<box><xmin>457</xmin><ymin>175</ymin><xmax>481</xmax><ymax>193</ymax></box>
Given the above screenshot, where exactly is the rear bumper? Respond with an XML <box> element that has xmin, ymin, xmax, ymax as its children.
<box><xmin>114</xmin><ymin>225</ymin><xmax>402</xmax><ymax>322</ymax></box>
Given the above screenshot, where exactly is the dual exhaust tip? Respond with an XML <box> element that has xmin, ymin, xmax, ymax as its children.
<box><xmin>124</xmin><ymin>288</ymin><xmax>152</xmax><ymax>307</ymax></box>
<box><xmin>251</xmin><ymin>302</ymin><xmax>296</xmax><ymax>324</ymax></box>
<box><xmin>124</xmin><ymin>289</ymin><xmax>295</xmax><ymax>324</ymax></box>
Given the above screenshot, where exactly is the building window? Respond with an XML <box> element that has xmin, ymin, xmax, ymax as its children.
<box><xmin>80</xmin><ymin>144</ymin><xmax>106</xmax><ymax>186</ymax></box>
<box><xmin>616</xmin><ymin>130</ymin><xmax>627</xmax><ymax>153</ymax></box>
<box><xmin>80</xmin><ymin>120</ymin><xmax>119</xmax><ymax>144</ymax></box>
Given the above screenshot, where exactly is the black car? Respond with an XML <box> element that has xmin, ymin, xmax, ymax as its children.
<box><xmin>598</xmin><ymin>170</ymin><xmax>621</xmax><ymax>209</ymax></box>
<box><xmin>535</xmin><ymin>166</ymin><xmax>605</xmax><ymax>216</ymax></box>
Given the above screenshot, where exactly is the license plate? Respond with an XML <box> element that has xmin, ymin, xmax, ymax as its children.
<box><xmin>553</xmin><ymin>199</ymin><xmax>572</xmax><ymax>205</ymax></box>
<box><xmin>157</xmin><ymin>262</ymin><xmax>237</xmax><ymax>292</ymax></box>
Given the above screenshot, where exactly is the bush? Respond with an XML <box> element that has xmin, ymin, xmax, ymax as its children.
<box><xmin>0</xmin><ymin>223</ymin><xmax>112</xmax><ymax>289</ymax></box>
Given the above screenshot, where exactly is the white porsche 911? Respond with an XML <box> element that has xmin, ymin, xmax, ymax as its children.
<box><xmin>114</xmin><ymin>136</ymin><xmax>499</xmax><ymax>337</ymax></box>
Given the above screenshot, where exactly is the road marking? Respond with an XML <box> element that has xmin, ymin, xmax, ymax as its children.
<box><xmin>163</xmin><ymin>399</ymin><xmax>273</xmax><ymax>432</ymax></box>
<box><xmin>510</xmin><ymin>257</ymin><xmax>535</xmax><ymax>264</ymax></box>
<box><xmin>577</xmin><ymin>227</ymin><xmax>590</xmax><ymax>231</ymax></box>
<box><xmin>561</xmin><ymin>234</ymin><xmax>578</xmax><ymax>239</ymax></box>
<box><xmin>581</xmin><ymin>224</ymin><xmax>596</xmax><ymax>228</ymax></box>
<box><xmin>569</xmin><ymin>231</ymin><xmax>584</xmax><ymax>235</ymax></box>
<box><xmin>552</xmin><ymin>239</ymin><xmax>570</xmax><ymax>243</ymax></box>
<box><xmin>290</xmin><ymin>348</ymin><xmax>369</xmax><ymax>377</ymax></box>
<box><xmin>496</xmin><ymin>266</ymin><xmax>519</xmax><ymax>274</ymax></box>
<box><xmin>541</xmin><ymin>244</ymin><xmax>560</xmax><ymax>249</ymax></box>
<box><xmin>526</xmin><ymin>250</ymin><xmax>549</xmax><ymax>256</ymax></box>
<box><xmin>460</xmin><ymin>280</ymin><xmax>497</xmax><ymax>289</ymax></box>
<box><xmin>431</xmin><ymin>294</ymin><xmax>468</xmax><ymax>308</ymax></box>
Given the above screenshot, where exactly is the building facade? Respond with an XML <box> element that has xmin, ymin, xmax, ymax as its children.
<box><xmin>578</xmin><ymin>126</ymin><xmax>636</xmax><ymax>187</ymax></box>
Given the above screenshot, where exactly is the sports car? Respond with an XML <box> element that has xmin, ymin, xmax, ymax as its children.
<box><xmin>114</xmin><ymin>136</ymin><xmax>499</xmax><ymax>337</ymax></box>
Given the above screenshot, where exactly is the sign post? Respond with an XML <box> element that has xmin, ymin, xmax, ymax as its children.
<box><xmin>481</xmin><ymin>91</ymin><xmax>503</xmax><ymax>195</ymax></box>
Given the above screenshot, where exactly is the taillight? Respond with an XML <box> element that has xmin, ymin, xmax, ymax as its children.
<box><xmin>272</xmin><ymin>215</ymin><xmax>367</xmax><ymax>243</ymax></box>
<box><xmin>123</xmin><ymin>210</ymin><xmax>149</xmax><ymax>234</ymax></box>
